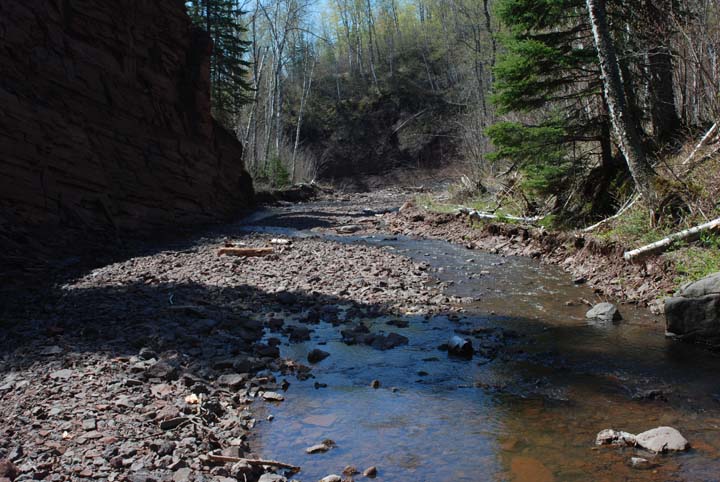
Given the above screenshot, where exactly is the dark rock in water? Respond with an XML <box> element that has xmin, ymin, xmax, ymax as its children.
<box><xmin>276</xmin><ymin>292</ymin><xmax>298</xmax><ymax>305</ymax></box>
<box><xmin>665</xmin><ymin>272</ymin><xmax>720</xmax><ymax>346</ymax></box>
<box><xmin>447</xmin><ymin>336</ymin><xmax>473</xmax><ymax>358</ymax></box>
<box><xmin>371</xmin><ymin>332</ymin><xmax>409</xmax><ymax>350</ymax></box>
<box><xmin>287</xmin><ymin>325</ymin><xmax>312</xmax><ymax>342</ymax></box>
<box><xmin>307</xmin><ymin>349</ymin><xmax>330</xmax><ymax>363</ymax></box>
<box><xmin>254</xmin><ymin>343</ymin><xmax>280</xmax><ymax>358</ymax></box>
<box><xmin>586</xmin><ymin>302</ymin><xmax>622</xmax><ymax>322</ymax></box>
<box><xmin>631</xmin><ymin>389</ymin><xmax>667</xmax><ymax>402</ymax></box>
<box><xmin>387</xmin><ymin>319</ymin><xmax>409</xmax><ymax>328</ymax></box>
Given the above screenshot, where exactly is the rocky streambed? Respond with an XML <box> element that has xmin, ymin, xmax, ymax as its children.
<box><xmin>2</xmin><ymin>189</ymin><xmax>720</xmax><ymax>481</ymax></box>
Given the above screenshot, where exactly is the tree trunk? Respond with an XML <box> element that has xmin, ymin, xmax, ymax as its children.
<box><xmin>648</xmin><ymin>45</ymin><xmax>680</xmax><ymax>145</ymax></box>
<box><xmin>585</xmin><ymin>0</ymin><xmax>658</xmax><ymax>217</ymax></box>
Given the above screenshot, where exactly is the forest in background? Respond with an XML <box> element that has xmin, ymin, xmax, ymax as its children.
<box><xmin>187</xmin><ymin>0</ymin><xmax>720</xmax><ymax>229</ymax></box>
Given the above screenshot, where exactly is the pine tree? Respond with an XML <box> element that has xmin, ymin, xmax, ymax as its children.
<box><xmin>187</xmin><ymin>0</ymin><xmax>253</xmax><ymax>127</ymax></box>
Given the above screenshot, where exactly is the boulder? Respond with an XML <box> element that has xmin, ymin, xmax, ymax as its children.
<box><xmin>258</xmin><ymin>475</ymin><xmax>287</xmax><ymax>482</ymax></box>
<box><xmin>447</xmin><ymin>336</ymin><xmax>473</xmax><ymax>358</ymax></box>
<box><xmin>635</xmin><ymin>426</ymin><xmax>689</xmax><ymax>452</ymax></box>
<box><xmin>586</xmin><ymin>302</ymin><xmax>622</xmax><ymax>322</ymax></box>
<box><xmin>665</xmin><ymin>272</ymin><xmax>720</xmax><ymax>345</ymax></box>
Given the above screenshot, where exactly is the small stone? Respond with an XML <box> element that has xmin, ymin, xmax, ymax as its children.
<box><xmin>39</xmin><ymin>345</ymin><xmax>63</xmax><ymax>356</ymax></box>
<box><xmin>342</xmin><ymin>465</ymin><xmax>359</xmax><ymax>476</ymax></box>
<box><xmin>50</xmin><ymin>369</ymin><xmax>74</xmax><ymax>380</ymax></box>
<box><xmin>595</xmin><ymin>429</ymin><xmax>636</xmax><ymax>446</ymax></box>
<box><xmin>319</xmin><ymin>475</ymin><xmax>341</xmax><ymax>482</ymax></box>
<box><xmin>362</xmin><ymin>466</ymin><xmax>377</xmax><ymax>478</ymax></box>
<box><xmin>306</xmin><ymin>444</ymin><xmax>330</xmax><ymax>454</ymax></box>
<box><xmin>258</xmin><ymin>475</ymin><xmax>287</xmax><ymax>482</ymax></box>
<box><xmin>217</xmin><ymin>374</ymin><xmax>246</xmax><ymax>389</ymax></box>
<box><xmin>586</xmin><ymin>302</ymin><xmax>621</xmax><ymax>322</ymax></box>
<box><xmin>82</xmin><ymin>418</ymin><xmax>97</xmax><ymax>431</ymax></box>
<box><xmin>370</xmin><ymin>380</ymin><xmax>380</xmax><ymax>389</ymax></box>
<box><xmin>173</xmin><ymin>468</ymin><xmax>192</xmax><ymax>481</ymax></box>
<box><xmin>261</xmin><ymin>391</ymin><xmax>285</xmax><ymax>402</ymax></box>
<box><xmin>307</xmin><ymin>349</ymin><xmax>330</xmax><ymax>364</ymax></box>
<box><xmin>630</xmin><ymin>457</ymin><xmax>651</xmax><ymax>469</ymax></box>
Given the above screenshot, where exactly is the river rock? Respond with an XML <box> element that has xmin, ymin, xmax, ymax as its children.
<box><xmin>665</xmin><ymin>272</ymin><xmax>720</xmax><ymax>345</ymax></box>
<box><xmin>630</xmin><ymin>457</ymin><xmax>652</xmax><ymax>469</ymax></box>
<box><xmin>586</xmin><ymin>302</ymin><xmax>621</xmax><ymax>322</ymax></box>
<box><xmin>307</xmin><ymin>349</ymin><xmax>330</xmax><ymax>363</ymax></box>
<box><xmin>362</xmin><ymin>466</ymin><xmax>378</xmax><ymax>478</ymax></box>
<box><xmin>319</xmin><ymin>475</ymin><xmax>341</xmax><ymax>482</ymax></box>
<box><xmin>447</xmin><ymin>336</ymin><xmax>473</xmax><ymax>358</ymax></box>
<box><xmin>635</xmin><ymin>426</ymin><xmax>689</xmax><ymax>452</ymax></box>
<box><xmin>258</xmin><ymin>475</ymin><xmax>287</xmax><ymax>482</ymax></box>
<box><xmin>595</xmin><ymin>429</ymin><xmax>636</xmax><ymax>446</ymax></box>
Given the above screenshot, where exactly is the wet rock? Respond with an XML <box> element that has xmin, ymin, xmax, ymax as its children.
<box><xmin>342</xmin><ymin>466</ymin><xmax>359</xmax><ymax>476</ymax></box>
<box><xmin>307</xmin><ymin>349</ymin><xmax>330</xmax><ymax>364</ymax></box>
<box><xmin>319</xmin><ymin>475</ymin><xmax>341</xmax><ymax>482</ymax></box>
<box><xmin>362</xmin><ymin>466</ymin><xmax>377</xmax><ymax>478</ymax></box>
<box><xmin>665</xmin><ymin>272</ymin><xmax>720</xmax><ymax>345</ymax></box>
<box><xmin>138</xmin><ymin>347</ymin><xmax>158</xmax><ymax>360</ymax></box>
<box><xmin>631</xmin><ymin>389</ymin><xmax>667</xmax><ymax>402</ymax></box>
<box><xmin>261</xmin><ymin>391</ymin><xmax>285</xmax><ymax>402</ymax></box>
<box><xmin>287</xmin><ymin>326</ymin><xmax>311</xmax><ymax>342</ymax></box>
<box><xmin>629</xmin><ymin>457</ymin><xmax>652</xmax><ymax>469</ymax></box>
<box><xmin>387</xmin><ymin>319</ymin><xmax>409</xmax><ymax>328</ymax></box>
<box><xmin>370</xmin><ymin>380</ymin><xmax>381</xmax><ymax>389</ymax></box>
<box><xmin>595</xmin><ymin>429</ymin><xmax>636</xmax><ymax>446</ymax></box>
<box><xmin>258</xmin><ymin>475</ymin><xmax>287</xmax><ymax>482</ymax></box>
<box><xmin>39</xmin><ymin>345</ymin><xmax>63</xmax><ymax>356</ymax></box>
<box><xmin>371</xmin><ymin>332</ymin><xmax>409</xmax><ymax>350</ymax></box>
<box><xmin>306</xmin><ymin>439</ymin><xmax>335</xmax><ymax>454</ymax></box>
<box><xmin>447</xmin><ymin>336</ymin><xmax>473</xmax><ymax>358</ymax></box>
<box><xmin>635</xmin><ymin>426</ymin><xmax>689</xmax><ymax>452</ymax></box>
<box><xmin>586</xmin><ymin>303</ymin><xmax>621</xmax><ymax>322</ymax></box>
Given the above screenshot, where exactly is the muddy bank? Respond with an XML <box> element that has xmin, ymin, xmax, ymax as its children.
<box><xmin>370</xmin><ymin>203</ymin><xmax>675</xmax><ymax>313</ymax></box>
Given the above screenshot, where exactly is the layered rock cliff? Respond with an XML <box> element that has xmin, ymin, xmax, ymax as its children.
<box><xmin>0</xmin><ymin>0</ymin><xmax>253</xmax><ymax>275</ymax></box>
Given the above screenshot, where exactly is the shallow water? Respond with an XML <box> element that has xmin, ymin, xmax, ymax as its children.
<box><xmin>244</xmin><ymin>209</ymin><xmax>720</xmax><ymax>481</ymax></box>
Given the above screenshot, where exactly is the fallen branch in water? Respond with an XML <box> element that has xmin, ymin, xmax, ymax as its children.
<box><xmin>623</xmin><ymin>216</ymin><xmax>720</xmax><ymax>261</ymax></box>
<box><xmin>217</xmin><ymin>247</ymin><xmax>274</xmax><ymax>257</ymax></box>
<box><xmin>582</xmin><ymin>193</ymin><xmax>640</xmax><ymax>232</ymax></box>
<box><xmin>207</xmin><ymin>453</ymin><xmax>300</xmax><ymax>472</ymax></box>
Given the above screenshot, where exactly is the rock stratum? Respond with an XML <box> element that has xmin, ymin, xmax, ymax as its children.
<box><xmin>0</xmin><ymin>0</ymin><xmax>253</xmax><ymax>276</ymax></box>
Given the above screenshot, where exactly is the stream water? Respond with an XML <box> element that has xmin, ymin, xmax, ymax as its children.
<box><xmin>243</xmin><ymin>208</ymin><xmax>720</xmax><ymax>481</ymax></box>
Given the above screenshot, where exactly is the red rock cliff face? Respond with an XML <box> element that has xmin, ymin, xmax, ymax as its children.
<box><xmin>0</xmin><ymin>0</ymin><xmax>254</xmax><ymax>274</ymax></box>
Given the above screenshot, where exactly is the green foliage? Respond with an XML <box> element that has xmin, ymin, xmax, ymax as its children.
<box><xmin>486</xmin><ymin>120</ymin><xmax>571</xmax><ymax>196</ymax></box>
<box><xmin>264</xmin><ymin>156</ymin><xmax>291</xmax><ymax>188</ymax></box>
<box><xmin>187</xmin><ymin>0</ymin><xmax>252</xmax><ymax>125</ymax></box>
<box><xmin>671</xmin><ymin>245</ymin><xmax>720</xmax><ymax>285</ymax></box>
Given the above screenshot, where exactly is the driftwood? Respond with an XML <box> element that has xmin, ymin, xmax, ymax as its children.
<box><xmin>682</xmin><ymin>122</ymin><xmax>718</xmax><ymax>165</ymax></box>
<box><xmin>458</xmin><ymin>207</ymin><xmax>546</xmax><ymax>224</ymax></box>
<box><xmin>623</xmin><ymin>216</ymin><xmax>720</xmax><ymax>260</ymax></box>
<box><xmin>217</xmin><ymin>247</ymin><xmax>274</xmax><ymax>257</ymax></box>
<box><xmin>582</xmin><ymin>194</ymin><xmax>640</xmax><ymax>232</ymax></box>
<box><xmin>207</xmin><ymin>453</ymin><xmax>300</xmax><ymax>472</ymax></box>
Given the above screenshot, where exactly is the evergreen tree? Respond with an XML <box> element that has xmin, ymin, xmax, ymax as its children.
<box><xmin>187</xmin><ymin>0</ymin><xmax>253</xmax><ymax>127</ymax></box>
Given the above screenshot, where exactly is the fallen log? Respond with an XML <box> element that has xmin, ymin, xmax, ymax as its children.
<box><xmin>217</xmin><ymin>247</ymin><xmax>274</xmax><ymax>257</ymax></box>
<box><xmin>207</xmin><ymin>453</ymin><xmax>300</xmax><ymax>472</ymax></box>
<box><xmin>682</xmin><ymin>122</ymin><xmax>717</xmax><ymax>165</ymax></box>
<box><xmin>623</xmin><ymin>216</ymin><xmax>720</xmax><ymax>261</ymax></box>
<box><xmin>457</xmin><ymin>207</ymin><xmax>546</xmax><ymax>224</ymax></box>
